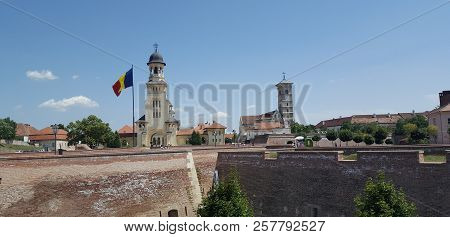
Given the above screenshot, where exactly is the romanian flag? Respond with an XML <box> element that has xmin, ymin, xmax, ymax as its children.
<box><xmin>112</xmin><ymin>68</ymin><xmax>133</xmax><ymax>96</ymax></box>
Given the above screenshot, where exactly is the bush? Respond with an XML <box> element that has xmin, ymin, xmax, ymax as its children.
<box><xmin>197</xmin><ymin>170</ymin><xmax>253</xmax><ymax>217</ymax></box>
<box><xmin>364</xmin><ymin>135</ymin><xmax>375</xmax><ymax>145</ymax></box>
<box><xmin>355</xmin><ymin>172</ymin><xmax>416</xmax><ymax>217</ymax></box>
<box><xmin>353</xmin><ymin>133</ymin><xmax>364</xmax><ymax>145</ymax></box>
<box><xmin>385</xmin><ymin>138</ymin><xmax>393</xmax><ymax>144</ymax></box>
<box><xmin>188</xmin><ymin>131</ymin><xmax>202</xmax><ymax>145</ymax></box>
<box><xmin>326</xmin><ymin>130</ymin><xmax>337</xmax><ymax>145</ymax></box>
<box><xmin>338</xmin><ymin>129</ymin><xmax>353</xmax><ymax>146</ymax></box>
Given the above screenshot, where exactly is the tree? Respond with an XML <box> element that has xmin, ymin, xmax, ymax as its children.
<box><xmin>409</xmin><ymin>128</ymin><xmax>428</xmax><ymax>144</ymax></box>
<box><xmin>354</xmin><ymin>172</ymin><xmax>416</xmax><ymax>217</ymax></box>
<box><xmin>403</xmin><ymin>123</ymin><xmax>418</xmax><ymax>135</ymax></box>
<box><xmin>105</xmin><ymin>131</ymin><xmax>121</xmax><ymax>148</ymax></box>
<box><xmin>338</xmin><ymin>129</ymin><xmax>353</xmax><ymax>146</ymax></box>
<box><xmin>197</xmin><ymin>170</ymin><xmax>253</xmax><ymax>217</ymax></box>
<box><xmin>374</xmin><ymin>127</ymin><xmax>388</xmax><ymax>144</ymax></box>
<box><xmin>363</xmin><ymin>123</ymin><xmax>378</xmax><ymax>135</ymax></box>
<box><xmin>0</xmin><ymin>117</ymin><xmax>17</xmax><ymax>141</ymax></box>
<box><xmin>66</xmin><ymin>115</ymin><xmax>113</xmax><ymax>148</ymax></box>
<box><xmin>291</xmin><ymin>122</ymin><xmax>315</xmax><ymax>136</ymax></box>
<box><xmin>225</xmin><ymin>137</ymin><xmax>232</xmax><ymax>144</ymax></box>
<box><xmin>364</xmin><ymin>135</ymin><xmax>375</xmax><ymax>145</ymax></box>
<box><xmin>427</xmin><ymin>125</ymin><xmax>438</xmax><ymax>143</ymax></box>
<box><xmin>312</xmin><ymin>134</ymin><xmax>321</xmax><ymax>146</ymax></box>
<box><xmin>353</xmin><ymin>133</ymin><xmax>364</xmax><ymax>146</ymax></box>
<box><xmin>326</xmin><ymin>130</ymin><xmax>338</xmax><ymax>146</ymax></box>
<box><xmin>188</xmin><ymin>131</ymin><xmax>202</xmax><ymax>145</ymax></box>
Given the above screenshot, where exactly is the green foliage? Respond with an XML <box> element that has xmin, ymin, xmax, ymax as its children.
<box><xmin>338</xmin><ymin>129</ymin><xmax>353</xmax><ymax>145</ymax></box>
<box><xmin>363</xmin><ymin>123</ymin><xmax>378</xmax><ymax>136</ymax></box>
<box><xmin>312</xmin><ymin>134</ymin><xmax>321</xmax><ymax>142</ymax></box>
<box><xmin>354</xmin><ymin>172</ymin><xmax>416</xmax><ymax>217</ymax></box>
<box><xmin>326</xmin><ymin>130</ymin><xmax>337</xmax><ymax>143</ymax></box>
<box><xmin>403</xmin><ymin>123</ymin><xmax>418</xmax><ymax>135</ymax></box>
<box><xmin>385</xmin><ymin>138</ymin><xmax>393</xmax><ymax>144</ymax></box>
<box><xmin>364</xmin><ymin>134</ymin><xmax>375</xmax><ymax>145</ymax></box>
<box><xmin>394</xmin><ymin>116</ymin><xmax>431</xmax><ymax>144</ymax></box>
<box><xmin>66</xmin><ymin>115</ymin><xmax>113</xmax><ymax>148</ymax></box>
<box><xmin>374</xmin><ymin>127</ymin><xmax>388</xmax><ymax>144</ymax></box>
<box><xmin>225</xmin><ymin>137</ymin><xmax>232</xmax><ymax>144</ymax></box>
<box><xmin>188</xmin><ymin>131</ymin><xmax>202</xmax><ymax>145</ymax></box>
<box><xmin>353</xmin><ymin>133</ymin><xmax>364</xmax><ymax>144</ymax></box>
<box><xmin>0</xmin><ymin>117</ymin><xmax>17</xmax><ymax>141</ymax></box>
<box><xmin>105</xmin><ymin>131</ymin><xmax>121</xmax><ymax>148</ymax></box>
<box><xmin>291</xmin><ymin>122</ymin><xmax>315</xmax><ymax>136</ymax></box>
<box><xmin>341</xmin><ymin>121</ymin><xmax>352</xmax><ymax>130</ymax></box>
<box><xmin>197</xmin><ymin>170</ymin><xmax>253</xmax><ymax>217</ymax></box>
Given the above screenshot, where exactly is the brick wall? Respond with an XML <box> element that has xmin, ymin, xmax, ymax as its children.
<box><xmin>216</xmin><ymin>150</ymin><xmax>450</xmax><ymax>217</ymax></box>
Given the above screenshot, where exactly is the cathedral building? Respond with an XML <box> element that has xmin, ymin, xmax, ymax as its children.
<box><xmin>239</xmin><ymin>74</ymin><xmax>293</xmax><ymax>143</ymax></box>
<box><xmin>136</xmin><ymin>45</ymin><xmax>180</xmax><ymax>147</ymax></box>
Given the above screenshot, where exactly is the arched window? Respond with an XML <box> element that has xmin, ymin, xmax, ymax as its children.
<box><xmin>153</xmin><ymin>137</ymin><xmax>156</xmax><ymax>146</ymax></box>
<box><xmin>157</xmin><ymin>137</ymin><xmax>161</xmax><ymax>145</ymax></box>
<box><xmin>168</xmin><ymin>209</ymin><xmax>178</xmax><ymax>217</ymax></box>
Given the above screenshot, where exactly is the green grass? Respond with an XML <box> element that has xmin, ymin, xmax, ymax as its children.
<box><xmin>0</xmin><ymin>143</ymin><xmax>43</xmax><ymax>152</ymax></box>
<box><xmin>343</xmin><ymin>153</ymin><xmax>357</xmax><ymax>161</ymax></box>
<box><xmin>265</xmin><ymin>152</ymin><xmax>278</xmax><ymax>159</ymax></box>
<box><xmin>424</xmin><ymin>155</ymin><xmax>446</xmax><ymax>163</ymax></box>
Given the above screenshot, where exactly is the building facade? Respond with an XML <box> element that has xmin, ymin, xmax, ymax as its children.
<box><xmin>176</xmin><ymin>122</ymin><xmax>227</xmax><ymax>146</ymax></box>
<box><xmin>428</xmin><ymin>104</ymin><xmax>450</xmax><ymax>144</ymax></box>
<box><xmin>136</xmin><ymin>46</ymin><xmax>180</xmax><ymax>147</ymax></box>
<box><xmin>239</xmin><ymin>75</ymin><xmax>293</xmax><ymax>143</ymax></box>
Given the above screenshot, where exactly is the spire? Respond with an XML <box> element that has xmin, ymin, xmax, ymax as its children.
<box><xmin>282</xmin><ymin>72</ymin><xmax>286</xmax><ymax>80</ymax></box>
<box><xmin>153</xmin><ymin>43</ymin><xmax>159</xmax><ymax>52</ymax></box>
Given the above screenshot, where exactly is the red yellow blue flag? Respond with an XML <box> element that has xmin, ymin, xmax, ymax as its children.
<box><xmin>112</xmin><ymin>68</ymin><xmax>133</xmax><ymax>97</ymax></box>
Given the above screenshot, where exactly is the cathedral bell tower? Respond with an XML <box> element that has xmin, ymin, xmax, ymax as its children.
<box><xmin>276</xmin><ymin>73</ymin><xmax>294</xmax><ymax>128</ymax></box>
<box><xmin>136</xmin><ymin>43</ymin><xmax>179</xmax><ymax>147</ymax></box>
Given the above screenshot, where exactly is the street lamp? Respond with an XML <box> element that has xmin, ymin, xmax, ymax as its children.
<box><xmin>213</xmin><ymin>131</ymin><xmax>217</xmax><ymax>147</ymax></box>
<box><xmin>51</xmin><ymin>124</ymin><xmax>58</xmax><ymax>155</ymax></box>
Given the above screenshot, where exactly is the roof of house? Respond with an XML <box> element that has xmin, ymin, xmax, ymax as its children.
<box><xmin>428</xmin><ymin>104</ymin><xmax>450</xmax><ymax>114</ymax></box>
<box><xmin>205</xmin><ymin>122</ymin><xmax>227</xmax><ymax>129</ymax></box>
<box><xmin>254</xmin><ymin>121</ymin><xmax>283</xmax><ymax>130</ymax></box>
<box><xmin>118</xmin><ymin>125</ymin><xmax>135</xmax><ymax>134</ymax></box>
<box><xmin>176</xmin><ymin>122</ymin><xmax>226</xmax><ymax>136</ymax></box>
<box><xmin>29</xmin><ymin>127</ymin><xmax>68</xmax><ymax>141</ymax></box>
<box><xmin>315</xmin><ymin>112</ymin><xmax>430</xmax><ymax>129</ymax></box>
<box><xmin>15</xmin><ymin>123</ymin><xmax>39</xmax><ymax>137</ymax></box>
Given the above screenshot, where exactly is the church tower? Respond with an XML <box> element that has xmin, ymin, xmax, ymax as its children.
<box><xmin>276</xmin><ymin>73</ymin><xmax>294</xmax><ymax>127</ymax></box>
<box><xmin>136</xmin><ymin>44</ymin><xmax>179</xmax><ymax>147</ymax></box>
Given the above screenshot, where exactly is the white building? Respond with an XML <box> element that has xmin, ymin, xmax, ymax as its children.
<box><xmin>136</xmin><ymin>45</ymin><xmax>180</xmax><ymax>147</ymax></box>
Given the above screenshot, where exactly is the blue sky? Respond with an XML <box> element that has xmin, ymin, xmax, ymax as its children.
<box><xmin>1</xmin><ymin>0</ymin><xmax>449</xmax><ymax>132</ymax></box>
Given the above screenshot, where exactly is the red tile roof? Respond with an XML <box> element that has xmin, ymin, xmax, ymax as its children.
<box><xmin>29</xmin><ymin>127</ymin><xmax>68</xmax><ymax>141</ymax></box>
<box><xmin>118</xmin><ymin>125</ymin><xmax>135</xmax><ymax>134</ymax></box>
<box><xmin>15</xmin><ymin>123</ymin><xmax>39</xmax><ymax>137</ymax></box>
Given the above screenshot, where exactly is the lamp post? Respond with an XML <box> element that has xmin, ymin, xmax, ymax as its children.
<box><xmin>213</xmin><ymin>131</ymin><xmax>217</xmax><ymax>147</ymax></box>
<box><xmin>51</xmin><ymin>124</ymin><xmax>58</xmax><ymax>155</ymax></box>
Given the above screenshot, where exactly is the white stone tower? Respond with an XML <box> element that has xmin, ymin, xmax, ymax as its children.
<box><xmin>136</xmin><ymin>44</ymin><xmax>179</xmax><ymax>147</ymax></box>
<box><xmin>276</xmin><ymin>73</ymin><xmax>294</xmax><ymax>128</ymax></box>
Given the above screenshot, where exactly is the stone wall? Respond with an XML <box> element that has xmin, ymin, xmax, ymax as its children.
<box><xmin>216</xmin><ymin>150</ymin><xmax>450</xmax><ymax>217</ymax></box>
<box><xmin>296</xmin><ymin>145</ymin><xmax>450</xmax><ymax>155</ymax></box>
<box><xmin>0</xmin><ymin>151</ymin><xmax>202</xmax><ymax>217</ymax></box>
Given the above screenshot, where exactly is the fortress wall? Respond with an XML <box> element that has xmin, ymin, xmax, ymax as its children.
<box><xmin>296</xmin><ymin>145</ymin><xmax>450</xmax><ymax>155</ymax></box>
<box><xmin>0</xmin><ymin>151</ymin><xmax>201</xmax><ymax>217</ymax></box>
<box><xmin>216</xmin><ymin>150</ymin><xmax>450</xmax><ymax>217</ymax></box>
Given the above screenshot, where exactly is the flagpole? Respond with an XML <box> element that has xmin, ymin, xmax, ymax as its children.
<box><xmin>132</xmin><ymin>64</ymin><xmax>135</xmax><ymax>148</ymax></box>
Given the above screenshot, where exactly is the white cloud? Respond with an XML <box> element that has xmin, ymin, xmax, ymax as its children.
<box><xmin>215</xmin><ymin>111</ymin><xmax>228</xmax><ymax>118</ymax></box>
<box><xmin>26</xmin><ymin>70</ymin><xmax>58</xmax><ymax>80</ymax></box>
<box><xmin>72</xmin><ymin>75</ymin><xmax>79</xmax><ymax>80</ymax></box>
<box><xmin>39</xmin><ymin>96</ymin><xmax>99</xmax><ymax>111</ymax></box>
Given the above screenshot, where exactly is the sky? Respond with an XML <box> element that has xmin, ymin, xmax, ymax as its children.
<box><xmin>1</xmin><ymin>0</ymin><xmax>449</xmax><ymax>132</ymax></box>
